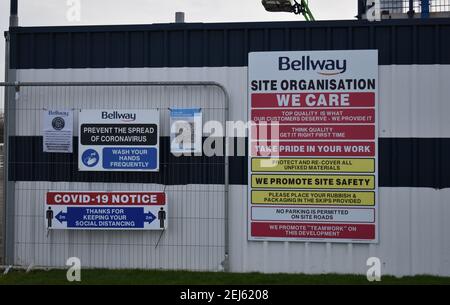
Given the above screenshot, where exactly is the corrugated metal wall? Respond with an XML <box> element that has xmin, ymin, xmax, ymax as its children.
<box><xmin>4</xmin><ymin>18</ymin><xmax>450</xmax><ymax>276</ymax></box>
<box><xmin>9</xmin><ymin>19</ymin><xmax>450</xmax><ymax>68</ymax></box>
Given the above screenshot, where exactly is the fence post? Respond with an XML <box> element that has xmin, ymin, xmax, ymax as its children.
<box><xmin>421</xmin><ymin>0</ymin><xmax>430</xmax><ymax>18</ymax></box>
<box><xmin>3</xmin><ymin>32</ymin><xmax>17</xmax><ymax>266</ymax></box>
<box><xmin>408</xmin><ymin>0</ymin><xmax>415</xmax><ymax>18</ymax></box>
<box><xmin>357</xmin><ymin>0</ymin><xmax>366</xmax><ymax>19</ymax></box>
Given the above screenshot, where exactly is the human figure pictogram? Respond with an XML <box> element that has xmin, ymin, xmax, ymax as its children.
<box><xmin>158</xmin><ymin>207</ymin><xmax>166</xmax><ymax>229</ymax></box>
<box><xmin>46</xmin><ymin>207</ymin><xmax>54</xmax><ymax>228</ymax></box>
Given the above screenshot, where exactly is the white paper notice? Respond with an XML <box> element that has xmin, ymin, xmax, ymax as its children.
<box><xmin>42</xmin><ymin>110</ymin><xmax>73</xmax><ymax>153</ymax></box>
<box><xmin>170</xmin><ymin>108</ymin><xmax>203</xmax><ymax>154</ymax></box>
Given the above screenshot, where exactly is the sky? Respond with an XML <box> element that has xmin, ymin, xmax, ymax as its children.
<box><xmin>0</xmin><ymin>0</ymin><xmax>357</xmax><ymax>83</ymax></box>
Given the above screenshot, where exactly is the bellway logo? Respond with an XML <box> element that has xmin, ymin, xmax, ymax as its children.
<box><xmin>101</xmin><ymin>111</ymin><xmax>136</xmax><ymax>122</ymax></box>
<box><xmin>278</xmin><ymin>56</ymin><xmax>347</xmax><ymax>75</ymax></box>
<box><xmin>49</xmin><ymin>110</ymin><xmax>69</xmax><ymax>116</ymax></box>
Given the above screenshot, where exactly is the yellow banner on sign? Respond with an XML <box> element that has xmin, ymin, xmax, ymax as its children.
<box><xmin>251</xmin><ymin>174</ymin><xmax>375</xmax><ymax>190</ymax></box>
<box><xmin>252</xmin><ymin>158</ymin><xmax>375</xmax><ymax>173</ymax></box>
<box><xmin>252</xmin><ymin>190</ymin><xmax>375</xmax><ymax>206</ymax></box>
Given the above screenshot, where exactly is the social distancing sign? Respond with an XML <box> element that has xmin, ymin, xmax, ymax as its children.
<box><xmin>248</xmin><ymin>50</ymin><xmax>378</xmax><ymax>243</ymax></box>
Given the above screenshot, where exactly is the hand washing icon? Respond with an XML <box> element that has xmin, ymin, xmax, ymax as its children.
<box><xmin>82</xmin><ymin>149</ymin><xmax>99</xmax><ymax>167</ymax></box>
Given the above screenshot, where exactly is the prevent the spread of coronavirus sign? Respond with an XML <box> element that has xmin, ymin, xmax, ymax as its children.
<box><xmin>45</xmin><ymin>191</ymin><xmax>167</xmax><ymax>230</ymax></box>
<box><xmin>248</xmin><ymin>50</ymin><xmax>378</xmax><ymax>243</ymax></box>
<box><xmin>79</xmin><ymin>109</ymin><xmax>159</xmax><ymax>171</ymax></box>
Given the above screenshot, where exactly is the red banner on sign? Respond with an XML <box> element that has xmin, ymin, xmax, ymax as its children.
<box><xmin>47</xmin><ymin>192</ymin><xmax>166</xmax><ymax>206</ymax></box>
<box><xmin>251</xmin><ymin>141</ymin><xmax>375</xmax><ymax>157</ymax></box>
<box><xmin>251</xmin><ymin>108</ymin><xmax>375</xmax><ymax>124</ymax></box>
<box><xmin>251</xmin><ymin>222</ymin><xmax>375</xmax><ymax>239</ymax></box>
<box><xmin>252</xmin><ymin>92</ymin><xmax>375</xmax><ymax>108</ymax></box>
<box><xmin>251</xmin><ymin>124</ymin><xmax>375</xmax><ymax>140</ymax></box>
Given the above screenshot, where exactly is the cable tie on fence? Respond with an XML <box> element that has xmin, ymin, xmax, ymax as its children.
<box><xmin>155</xmin><ymin>229</ymin><xmax>165</xmax><ymax>249</ymax></box>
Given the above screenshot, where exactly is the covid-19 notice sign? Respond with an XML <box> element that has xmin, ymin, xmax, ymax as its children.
<box><xmin>248</xmin><ymin>50</ymin><xmax>378</xmax><ymax>243</ymax></box>
<box><xmin>45</xmin><ymin>191</ymin><xmax>167</xmax><ymax>230</ymax></box>
<box><xmin>79</xmin><ymin>109</ymin><xmax>159</xmax><ymax>171</ymax></box>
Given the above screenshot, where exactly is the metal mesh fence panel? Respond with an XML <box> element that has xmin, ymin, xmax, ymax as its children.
<box><xmin>2</xmin><ymin>83</ymin><xmax>229</xmax><ymax>271</ymax></box>
<box><xmin>379</xmin><ymin>0</ymin><xmax>450</xmax><ymax>13</ymax></box>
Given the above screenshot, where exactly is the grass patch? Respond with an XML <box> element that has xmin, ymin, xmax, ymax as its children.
<box><xmin>1</xmin><ymin>269</ymin><xmax>450</xmax><ymax>285</ymax></box>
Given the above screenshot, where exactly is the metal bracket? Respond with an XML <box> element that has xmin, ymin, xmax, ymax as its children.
<box><xmin>220</xmin><ymin>253</ymin><xmax>229</xmax><ymax>272</ymax></box>
<box><xmin>26</xmin><ymin>263</ymin><xmax>34</xmax><ymax>273</ymax></box>
<box><xmin>2</xmin><ymin>265</ymin><xmax>12</xmax><ymax>275</ymax></box>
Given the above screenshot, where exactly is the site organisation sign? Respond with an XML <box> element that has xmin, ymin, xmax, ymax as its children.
<box><xmin>248</xmin><ymin>50</ymin><xmax>378</xmax><ymax>243</ymax></box>
<box><xmin>79</xmin><ymin>109</ymin><xmax>159</xmax><ymax>171</ymax></box>
<box><xmin>45</xmin><ymin>191</ymin><xmax>167</xmax><ymax>230</ymax></box>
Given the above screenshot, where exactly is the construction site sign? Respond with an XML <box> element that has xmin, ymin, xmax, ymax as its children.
<box><xmin>45</xmin><ymin>191</ymin><xmax>167</xmax><ymax>230</ymax></box>
<box><xmin>248</xmin><ymin>50</ymin><xmax>378</xmax><ymax>243</ymax></box>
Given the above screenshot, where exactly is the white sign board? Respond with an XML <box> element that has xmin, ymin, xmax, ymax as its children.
<box><xmin>78</xmin><ymin>109</ymin><xmax>160</xmax><ymax>171</ymax></box>
<box><xmin>248</xmin><ymin>50</ymin><xmax>378</xmax><ymax>243</ymax></box>
<box><xmin>42</xmin><ymin>110</ymin><xmax>73</xmax><ymax>153</ymax></box>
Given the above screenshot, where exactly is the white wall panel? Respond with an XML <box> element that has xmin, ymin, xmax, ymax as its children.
<box><xmin>16</xmin><ymin>65</ymin><xmax>450</xmax><ymax>138</ymax></box>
